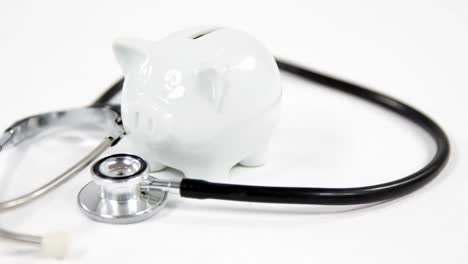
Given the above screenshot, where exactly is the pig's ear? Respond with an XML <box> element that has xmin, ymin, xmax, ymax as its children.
<box><xmin>113</xmin><ymin>38</ymin><xmax>151</xmax><ymax>74</ymax></box>
<box><xmin>198</xmin><ymin>68</ymin><xmax>226</xmax><ymax>112</ymax></box>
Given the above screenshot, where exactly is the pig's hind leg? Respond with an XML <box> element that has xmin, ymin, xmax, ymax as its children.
<box><xmin>184</xmin><ymin>166</ymin><xmax>231</xmax><ymax>180</ymax></box>
<box><xmin>239</xmin><ymin>144</ymin><xmax>269</xmax><ymax>167</ymax></box>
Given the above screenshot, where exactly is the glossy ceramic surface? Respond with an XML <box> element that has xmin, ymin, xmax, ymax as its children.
<box><xmin>114</xmin><ymin>27</ymin><xmax>282</xmax><ymax>180</ymax></box>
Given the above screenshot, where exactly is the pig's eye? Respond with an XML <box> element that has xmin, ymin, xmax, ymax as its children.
<box><xmin>163</xmin><ymin>69</ymin><xmax>185</xmax><ymax>99</ymax></box>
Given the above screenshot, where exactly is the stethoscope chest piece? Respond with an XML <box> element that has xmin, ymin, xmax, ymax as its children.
<box><xmin>77</xmin><ymin>154</ymin><xmax>168</xmax><ymax>224</ymax></box>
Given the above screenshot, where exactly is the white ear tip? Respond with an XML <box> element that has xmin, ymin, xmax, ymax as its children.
<box><xmin>41</xmin><ymin>232</ymin><xmax>70</xmax><ymax>259</ymax></box>
<box><xmin>112</xmin><ymin>38</ymin><xmax>151</xmax><ymax>74</ymax></box>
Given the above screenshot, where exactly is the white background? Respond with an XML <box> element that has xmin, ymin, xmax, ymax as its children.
<box><xmin>0</xmin><ymin>0</ymin><xmax>467</xmax><ymax>263</ymax></box>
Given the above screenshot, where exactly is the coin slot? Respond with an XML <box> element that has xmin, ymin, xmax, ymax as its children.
<box><xmin>191</xmin><ymin>28</ymin><xmax>218</xmax><ymax>40</ymax></box>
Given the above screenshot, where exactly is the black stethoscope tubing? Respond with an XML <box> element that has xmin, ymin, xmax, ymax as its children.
<box><xmin>92</xmin><ymin>58</ymin><xmax>450</xmax><ymax>205</ymax></box>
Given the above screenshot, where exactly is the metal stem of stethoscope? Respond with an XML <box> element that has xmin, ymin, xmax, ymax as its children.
<box><xmin>140</xmin><ymin>178</ymin><xmax>181</xmax><ymax>194</ymax></box>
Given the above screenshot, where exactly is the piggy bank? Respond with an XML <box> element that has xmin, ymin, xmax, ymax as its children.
<box><xmin>113</xmin><ymin>27</ymin><xmax>281</xmax><ymax>180</ymax></box>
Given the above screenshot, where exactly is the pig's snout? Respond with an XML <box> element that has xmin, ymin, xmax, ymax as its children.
<box><xmin>129</xmin><ymin>104</ymin><xmax>172</xmax><ymax>144</ymax></box>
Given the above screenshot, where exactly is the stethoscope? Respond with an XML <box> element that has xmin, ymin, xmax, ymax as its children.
<box><xmin>0</xmin><ymin>59</ymin><xmax>450</xmax><ymax>258</ymax></box>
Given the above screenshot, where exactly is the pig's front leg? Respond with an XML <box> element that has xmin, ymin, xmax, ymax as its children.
<box><xmin>129</xmin><ymin>138</ymin><xmax>167</xmax><ymax>172</ymax></box>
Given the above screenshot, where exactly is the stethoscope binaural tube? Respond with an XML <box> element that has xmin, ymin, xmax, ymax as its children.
<box><xmin>95</xmin><ymin>59</ymin><xmax>450</xmax><ymax>205</ymax></box>
<box><xmin>0</xmin><ymin>106</ymin><xmax>125</xmax><ymax>258</ymax></box>
<box><xmin>0</xmin><ymin>107</ymin><xmax>124</xmax><ymax>211</ymax></box>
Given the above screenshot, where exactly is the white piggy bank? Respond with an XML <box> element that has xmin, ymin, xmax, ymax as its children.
<box><xmin>113</xmin><ymin>27</ymin><xmax>282</xmax><ymax>180</ymax></box>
